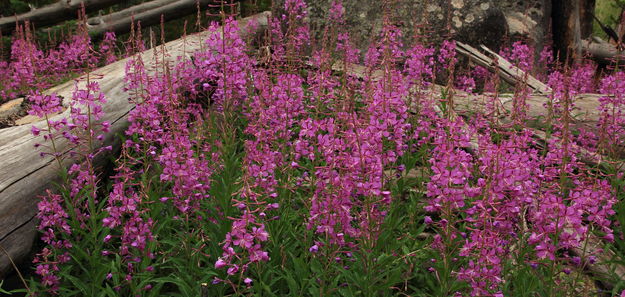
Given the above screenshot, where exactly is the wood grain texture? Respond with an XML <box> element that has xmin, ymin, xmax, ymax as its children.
<box><xmin>0</xmin><ymin>11</ymin><xmax>270</xmax><ymax>277</ymax></box>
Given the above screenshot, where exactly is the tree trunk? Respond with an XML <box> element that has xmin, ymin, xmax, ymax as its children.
<box><xmin>616</xmin><ymin>8</ymin><xmax>625</xmax><ymax>43</ymax></box>
<box><xmin>0</xmin><ymin>0</ymin><xmax>125</xmax><ymax>35</ymax></box>
<box><xmin>0</xmin><ymin>11</ymin><xmax>270</xmax><ymax>279</ymax></box>
<box><xmin>580</xmin><ymin>0</ymin><xmax>596</xmax><ymax>38</ymax></box>
<box><xmin>87</xmin><ymin>0</ymin><xmax>212</xmax><ymax>37</ymax></box>
<box><xmin>552</xmin><ymin>0</ymin><xmax>584</xmax><ymax>64</ymax></box>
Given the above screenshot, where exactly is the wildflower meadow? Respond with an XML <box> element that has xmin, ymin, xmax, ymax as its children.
<box><xmin>1</xmin><ymin>0</ymin><xmax>625</xmax><ymax>296</ymax></box>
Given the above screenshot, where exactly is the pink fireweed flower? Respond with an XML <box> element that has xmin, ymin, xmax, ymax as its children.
<box><xmin>597</xmin><ymin>71</ymin><xmax>625</xmax><ymax>151</ymax></box>
<box><xmin>27</xmin><ymin>91</ymin><xmax>63</xmax><ymax>118</ymax></box>
<box><xmin>100</xmin><ymin>32</ymin><xmax>118</xmax><ymax>65</ymax></box>
<box><xmin>499</xmin><ymin>41</ymin><xmax>533</xmax><ymax>72</ymax></box>
<box><xmin>218</xmin><ymin>73</ymin><xmax>304</xmax><ymax>274</ymax></box>
<box><xmin>193</xmin><ymin>17</ymin><xmax>253</xmax><ymax>110</ymax></box>
<box><xmin>457</xmin><ymin>130</ymin><xmax>540</xmax><ymax>295</ymax></box>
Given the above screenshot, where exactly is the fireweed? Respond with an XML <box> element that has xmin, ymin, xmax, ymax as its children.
<box><xmin>0</xmin><ymin>19</ymin><xmax>119</xmax><ymax>103</ymax></box>
<box><xmin>29</xmin><ymin>77</ymin><xmax>112</xmax><ymax>294</ymax></box>
<box><xmin>8</xmin><ymin>1</ymin><xmax>625</xmax><ymax>296</ymax></box>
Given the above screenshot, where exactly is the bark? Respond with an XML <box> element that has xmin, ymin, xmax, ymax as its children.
<box><xmin>0</xmin><ymin>11</ymin><xmax>270</xmax><ymax>278</ymax></box>
<box><xmin>551</xmin><ymin>0</ymin><xmax>596</xmax><ymax>64</ymax></box>
<box><xmin>552</xmin><ymin>0</ymin><xmax>583</xmax><ymax>63</ymax></box>
<box><xmin>617</xmin><ymin>8</ymin><xmax>625</xmax><ymax>43</ymax></box>
<box><xmin>0</xmin><ymin>0</ymin><xmax>124</xmax><ymax>34</ymax></box>
<box><xmin>580</xmin><ymin>0</ymin><xmax>596</xmax><ymax>38</ymax></box>
<box><xmin>87</xmin><ymin>0</ymin><xmax>212</xmax><ymax>37</ymax></box>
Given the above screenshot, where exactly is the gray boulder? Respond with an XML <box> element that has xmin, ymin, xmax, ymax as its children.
<box><xmin>273</xmin><ymin>0</ymin><xmax>550</xmax><ymax>54</ymax></box>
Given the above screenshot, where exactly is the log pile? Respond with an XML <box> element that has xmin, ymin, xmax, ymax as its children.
<box><xmin>0</xmin><ymin>11</ymin><xmax>270</xmax><ymax>278</ymax></box>
<box><xmin>0</xmin><ymin>0</ymin><xmax>124</xmax><ymax>34</ymax></box>
<box><xmin>1</xmin><ymin>0</ymin><xmax>217</xmax><ymax>38</ymax></box>
<box><xmin>86</xmin><ymin>0</ymin><xmax>212</xmax><ymax>37</ymax></box>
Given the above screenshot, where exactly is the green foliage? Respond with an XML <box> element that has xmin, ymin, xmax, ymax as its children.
<box><xmin>0</xmin><ymin>0</ymin><xmax>56</xmax><ymax>17</ymax></box>
<box><xmin>594</xmin><ymin>0</ymin><xmax>623</xmax><ymax>39</ymax></box>
<box><xmin>1</xmin><ymin>107</ymin><xmax>435</xmax><ymax>296</ymax></box>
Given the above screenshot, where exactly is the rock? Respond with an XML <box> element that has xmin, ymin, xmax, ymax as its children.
<box><xmin>499</xmin><ymin>0</ymin><xmax>551</xmax><ymax>57</ymax></box>
<box><xmin>273</xmin><ymin>0</ymin><xmax>509</xmax><ymax>53</ymax></box>
<box><xmin>273</xmin><ymin>0</ymin><xmax>560</xmax><ymax>60</ymax></box>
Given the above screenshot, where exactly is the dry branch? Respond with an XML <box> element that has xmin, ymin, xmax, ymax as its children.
<box><xmin>0</xmin><ymin>0</ymin><xmax>123</xmax><ymax>34</ymax></box>
<box><xmin>0</xmin><ymin>11</ymin><xmax>271</xmax><ymax>278</ymax></box>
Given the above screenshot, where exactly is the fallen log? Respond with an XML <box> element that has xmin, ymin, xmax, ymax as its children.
<box><xmin>87</xmin><ymin>0</ymin><xmax>178</xmax><ymax>27</ymax></box>
<box><xmin>316</xmin><ymin>47</ymin><xmax>621</xmax><ymax>172</ymax></box>
<box><xmin>445</xmin><ymin>49</ymin><xmax>625</xmax><ymax>287</ymax></box>
<box><xmin>442</xmin><ymin>92</ymin><xmax>625</xmax><ymax>290</ymax></box>
<box><xmin>87</xmin><ymin>0</ymin><xmax>212</xmax><ymax>37</ymax></box>
<box><xmin>0</xmin><ymin>11</ymin><xmax>271</xmax><ymax>278</ymax></box>
<box><xmin>0</xmin><ymin>0</ymin><xmax>124</xmax><ymax>35</ymax></box>
<box><xmin>455</xmin><ymin>42</ymin><xmax>616</xmax><ymax>133</ymax></box>
<box><xmin>455</xmin><ymin>41</ymin><xmax>551</xmax><ymax>95</ymax></box>
<box><xmin>583</xmin><ymin>39</ymin><xmax>625</xmax><ymax>65</ymax></box>
<box><xmin>571</xmin><ymin>230</ymin><xmax>625</xmax><ymax>290</ymax></box>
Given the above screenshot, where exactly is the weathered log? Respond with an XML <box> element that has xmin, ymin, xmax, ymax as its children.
<box><xmin>0</xmin><ymin>11</ymin><xmax>271</xmax><ymax>278</ymax></box>
<box><xmin>455</xmin><ymin>41</ymin><xmax>551</xmax><ymax>94</ymax></box>
<box><xmin>323</xmin><ymin>43</ymin><xmax>620</xmax><ymax>171</ymax></box>
<box><xmin>87</xmin><ymin>0</ymin><xmax>212</xmax><ymax>37</ymax></box>
<box><xmin>583</xmin><ymin>39</ymin><xmax>625</xmax><ymax>64</ymax></box>
<box><xmin>87</xmin><ymin>0</ymin><xmax>178</xmax><ymax>27</ymax></box>
<box><xmin>454</xmin><ymin>42</ymin><xmax>625</xmax><ymax>168</ymax></box>
<box><xmin>571</xmin><ymin>231</ymin><xmax>625</xmax><ymax>290</ymax></box>
<box><xmin>455</xmin><ymin>41</ymin><xmax>623</xmax><ymax>142</ymax></box>
<box><xmin>0</xmin><ymin>0</ymin><xmax>124</xmax><ymax>34</ymax></box>
<box><xmin>449</xmin><ymin>44</ymin><xmax>625</xmax><ymax>285</ymax></box>
<box><xmin>436</xmin><ymin>83</ymin><xmax>625</xmax><ymax>290</ymax></box>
